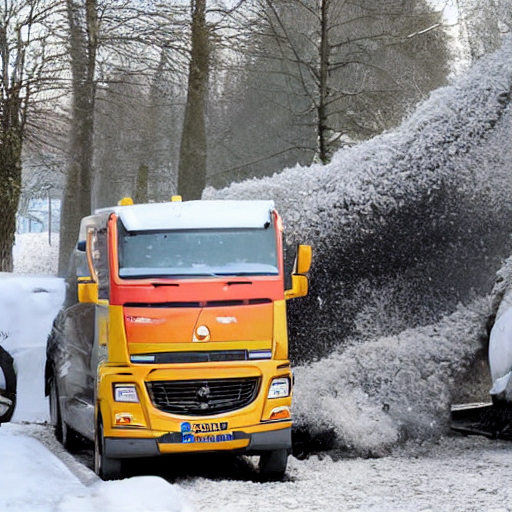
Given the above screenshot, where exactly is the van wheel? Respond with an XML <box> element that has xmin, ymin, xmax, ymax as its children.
<box><xmin>49</xmin><ymin>375</ymin><xmax>63</xmax><ymax>442</ymax></box>
<box><xmin>259</xmin><ymin>449</ymin><xmax>288</xmax><ymax>481</ymax></box>
<box><xmin>94</xmin><ymin>418</ymin><xmax>122</xmax><ymax>480</ymax></box>
<box><xmin>61</xmin><ymin>415</ymin><xmax>80</xmax><ymax>451</ymax></box>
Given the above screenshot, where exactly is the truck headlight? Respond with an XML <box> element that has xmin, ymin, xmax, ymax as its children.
<box><xmin>113</xmin><ymin>384</ymin><xmax>139</xmax><ymax>403</ymax></box>
<box><xmin>268</xmin><ymin>377</ymin><xmax>290</xmax><ymax>399</ymax></box>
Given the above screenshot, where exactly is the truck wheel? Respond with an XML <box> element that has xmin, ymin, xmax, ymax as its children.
<box><xmin>259</xmin><ymin>449</ymin><xmax>288</xmax><ymax>481</ymax></box>
<box><xmin>94</xmin><ymin>417</ymin><xmax>122</xmax><ymax>480</ymax></box>
<box><xmin>49</xmin><ymin>375</ymin><xmax>63</xmax><ymax>442</ymax></box>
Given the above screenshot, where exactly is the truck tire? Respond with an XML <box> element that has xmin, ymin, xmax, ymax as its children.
<box><xmin>0</xmin><ymin>346</ymin><xmax>16</xmax><ymax>423</ymax></box>
<box><xmin>94</xmin><ymin>417</ymin><xmax>123</xmax><ymax>480</ymax></box>
<box><xmin>259</xmin><ymin>449</ymin><xmax>288</xmax><ymax>481</ymax></box>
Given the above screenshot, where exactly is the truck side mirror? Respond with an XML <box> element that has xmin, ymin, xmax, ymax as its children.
<box><xmin>295</xmin><ymin>245</ymin><xmax>312</xmax><ymax>274</ymax></box>
<box><xmin>78</xmin><ymin>277</ymin><xmax>99</xmax><ymax>303</ymax></box>
<box><xmin>285</xmin><ymin>245</ymin><xmax>312</xmax><ymax>300</ymax></box>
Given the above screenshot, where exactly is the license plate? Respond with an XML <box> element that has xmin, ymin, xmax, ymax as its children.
<box><xmin>180</xmin><ymin>421</ymin><xmax>233</xmax><ymax>443</ymax></box>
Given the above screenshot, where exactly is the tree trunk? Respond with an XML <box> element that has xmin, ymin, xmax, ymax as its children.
<box><xmin>134</xmin><ymin>164</ymin><xmax>149</xmax><ymax>204</ymax></box>
<box><xmin>178</xmin><ymin>0</ymin><xmax>209</xmax><ymax>201</ymax></box>
<box><xmin>58</xmin><ymin>0</ymin><xmax>98</xmax><ymax>276</ymax></box>
<box><xmin>0</xmin><ymin>114</ymin><xmax>22</xmax><ymax>272</ymax></box>
<box><xmin>317</xmin><ymin>0</ymin><xmax>330</xmax><ymax>165</ymax></box>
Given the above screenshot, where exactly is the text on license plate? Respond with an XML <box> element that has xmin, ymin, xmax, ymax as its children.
<box><xmin>180</xmin><ymin>421</ymin><xmax>234</xmax><ymax>443</ymax></box>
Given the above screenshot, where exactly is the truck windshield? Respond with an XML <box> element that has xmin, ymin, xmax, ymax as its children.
<box><xmin>117</xmin><ymin>223</ymin><xmax>279</xmax><ymax>278</ymax></box>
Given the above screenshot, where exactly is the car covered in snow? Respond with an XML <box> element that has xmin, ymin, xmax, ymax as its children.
<box><xmin>0</xmin><ymin>346</ymin><xmax>16</xmax><ymax>424</ymax></box>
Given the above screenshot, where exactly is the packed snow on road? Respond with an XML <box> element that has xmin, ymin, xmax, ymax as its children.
<box><xmin>2</xmin><ymin>39</ymin><xmax>512</xmax><ymax>512</ymax></box>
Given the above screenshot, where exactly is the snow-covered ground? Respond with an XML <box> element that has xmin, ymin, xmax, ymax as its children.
<box><xmin>3</xmin><ymin>421</ymin><xmax>512</xmax><ymax>512</ymax></box>
<box><xmin>3</xmin><ymin>38</ymin><xmax>512</xmax><ymax>512</ymax></box>
<box><xmin>0</xmin><ymin>424</ymin><xmax>193</xmax><ymax>512</ymax></box>
<box><xmin>13</xmin><ymin>233</ymin><xmax>59</xmax><ymax>276</ymax></box>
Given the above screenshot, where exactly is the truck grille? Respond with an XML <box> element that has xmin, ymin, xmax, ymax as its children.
<box><xmin>146</xmin><ymin>377</ymin><xmax>261</xmax><ymax>416</ymax></box>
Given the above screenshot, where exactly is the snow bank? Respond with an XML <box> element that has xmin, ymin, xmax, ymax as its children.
<box><xmin>0</xmin><ymin>274</ymin><xmax>65</xmax><ymax>422</ymax></box>
<box><xmin>57</xmin><ymin>476</ymin><xmax>194</xmax><ymax>512</ymax></box>
<box><xmin>13</xmin><ymin>232</ymin><xmax>59</xmax><ymax>276</ymax></box>
<box><xmin>0</xmin><ymin>424</ymin><xmax>193</xmax><ymax>512</ymax></box>
<box><xmin>0</xmin><ymin>427</ymin><xmax>85</xmax><ymax>512</ymax></box>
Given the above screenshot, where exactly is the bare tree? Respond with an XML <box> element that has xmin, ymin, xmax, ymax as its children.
<box><xmin>227</xmin><ymin>0</ymin><xmax>449</xmax><ymax>166</ymax></box>
<box><xmin>178</xmin><ymin>0</ymin><xmax>210</xmax><ymax>200</ymax></box>
<box><xmin>0</xmin><ymin>0</ymin><xmax>61</xmax><ymax>271</ymax></box>
<box><xmin>57</xmin><ymin>0</ymin><xmax>98</xmax><ymax>276</ymax></box>
<box><xmin>455</xmin><ymin>0</ymin><xmax>511</xmax><ymax>61</ymax></box>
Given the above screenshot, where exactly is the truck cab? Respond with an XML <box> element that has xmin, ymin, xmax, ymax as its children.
<box><xmin>46</xmin><ymin>198</ymin><xmax>311</xmax><ymax>480</ymax></box>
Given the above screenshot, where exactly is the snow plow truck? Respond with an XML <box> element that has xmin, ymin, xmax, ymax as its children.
<box><xmin>45</xmin><ymin>197</ymin><xmax>311</xmax><ymax>480</ymax></box>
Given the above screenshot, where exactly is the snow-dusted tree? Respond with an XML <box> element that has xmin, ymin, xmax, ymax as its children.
<box><xmin>455</xmin><ymin>0</ymin><xmax>511</xmax><ymax>60</ymax></box>
<box><xmin>57</xmin><ymin>0</ymin><xmax>186</xmax><ymax>275</ymax></box>
<box><xmin>229</xmin><ymin>0</ymin><xmax>449</xmax><ymax>166</ymax></box>
<box><xmin>0</xmin><ymin>0</ymin><xmax>62</xmax><ymax>271</ymax></box>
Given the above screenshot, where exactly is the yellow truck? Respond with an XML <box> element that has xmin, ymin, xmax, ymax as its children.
<box><xmin>45</xmin><ymin>198</ymin><xmax>311</xmax><ymax>480</ymax></box>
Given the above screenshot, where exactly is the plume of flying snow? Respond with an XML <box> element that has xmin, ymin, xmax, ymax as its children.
<box><xmin>205</xmin><ymin>38</ymin><xmax>512</xmax><ymax>452</ymax></box>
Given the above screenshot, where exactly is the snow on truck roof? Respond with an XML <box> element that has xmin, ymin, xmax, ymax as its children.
<box><xmin>94</xmin><ymin>200</ymin><xmax>275</xmax><ymax>232</ymax></box>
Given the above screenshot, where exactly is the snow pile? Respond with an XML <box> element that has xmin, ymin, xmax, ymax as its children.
<box><xmin>13</xmin><ymin>232</ymin><xmax>59</xmax><ymax>276</ymax></box>
<box><xmin>0</xmin><ymin>274</ymin><xmax>64</xmax><ymax>422</ymax></box>
<box><xmin>57</xmin><ymin>476</ymin><xmax>193</xmax><ymax>512</ymax></box>
<box><xmin>293</xmin><ymin>298</ymin><xmax>490</xmax><ymax>455</ymax></box>
<box><xmin>205</xmin><ymin>38</ymin><xmax>512</xmax><ymax>362</ymax></box>
<box><xmin>0</xmin><ymin>425</ymin><xmax>193</xmax><ymax>512</ymax></box>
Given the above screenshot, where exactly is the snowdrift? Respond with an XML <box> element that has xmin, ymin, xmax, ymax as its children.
<box><xmin>13</xmin><ymin>233</ymin><xmax>59</xmax><ymax>276</ymax></box>
<box><xmin>206</xmin><ymin>38</ymin><xmax>512</xmax><ymax>362</ymax></box>
<box><xmin>0</xmin><ymin>274</ymin><xmax>64</xmax><ymax>422</ymax></box>
<box><xmin>293</xmin><ymin>298</ymin><xmax>490</xmax><ymax>456</ymax></box>
<box><xmin>205</xmin><ymin>39</ymin><xmax>512</xmax><ymax>453</ymax></box>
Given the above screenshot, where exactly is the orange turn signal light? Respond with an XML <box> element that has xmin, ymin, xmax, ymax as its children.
<box><xmin>115</xmin><ymin>413</ymin><xmax>134</xmax><ymax>425</ymax></box>
<box><xmin>269</xmin><ymin>406</ymin><xmax>291</xmax><ymax>421</ymax></box>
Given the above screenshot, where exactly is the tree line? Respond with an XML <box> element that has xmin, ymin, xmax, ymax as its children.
<box><xmin>0</xmin><ymin>0</ymin><xmax>510</xmax><ymax>273</ymax></box>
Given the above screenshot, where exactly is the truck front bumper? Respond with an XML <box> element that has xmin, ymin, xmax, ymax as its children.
<box><xmin>104</xmin><ymin>426</ymin><xmax>292</xmax><ymax>458</ymax></box>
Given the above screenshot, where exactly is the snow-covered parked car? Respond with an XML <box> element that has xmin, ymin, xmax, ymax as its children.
<box><xmin>0</xmin><ymin>346</ymin><xmax>16</xmax><ymax>423</ymax></box>
<box><xmin>489</xmin><ymin>306</ymin><xmax>512</xmax><ymax>403</ymax></box>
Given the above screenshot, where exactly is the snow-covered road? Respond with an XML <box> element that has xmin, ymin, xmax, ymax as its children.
<box><xmin>2</xmin><ymin>422</ymin><xmax>511</xmax><ymax>512</ymax></box>
<box><xmin>185</xmin><ymin>436</ymin><xmax>512</xmax><ymax>512</ymax></box>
